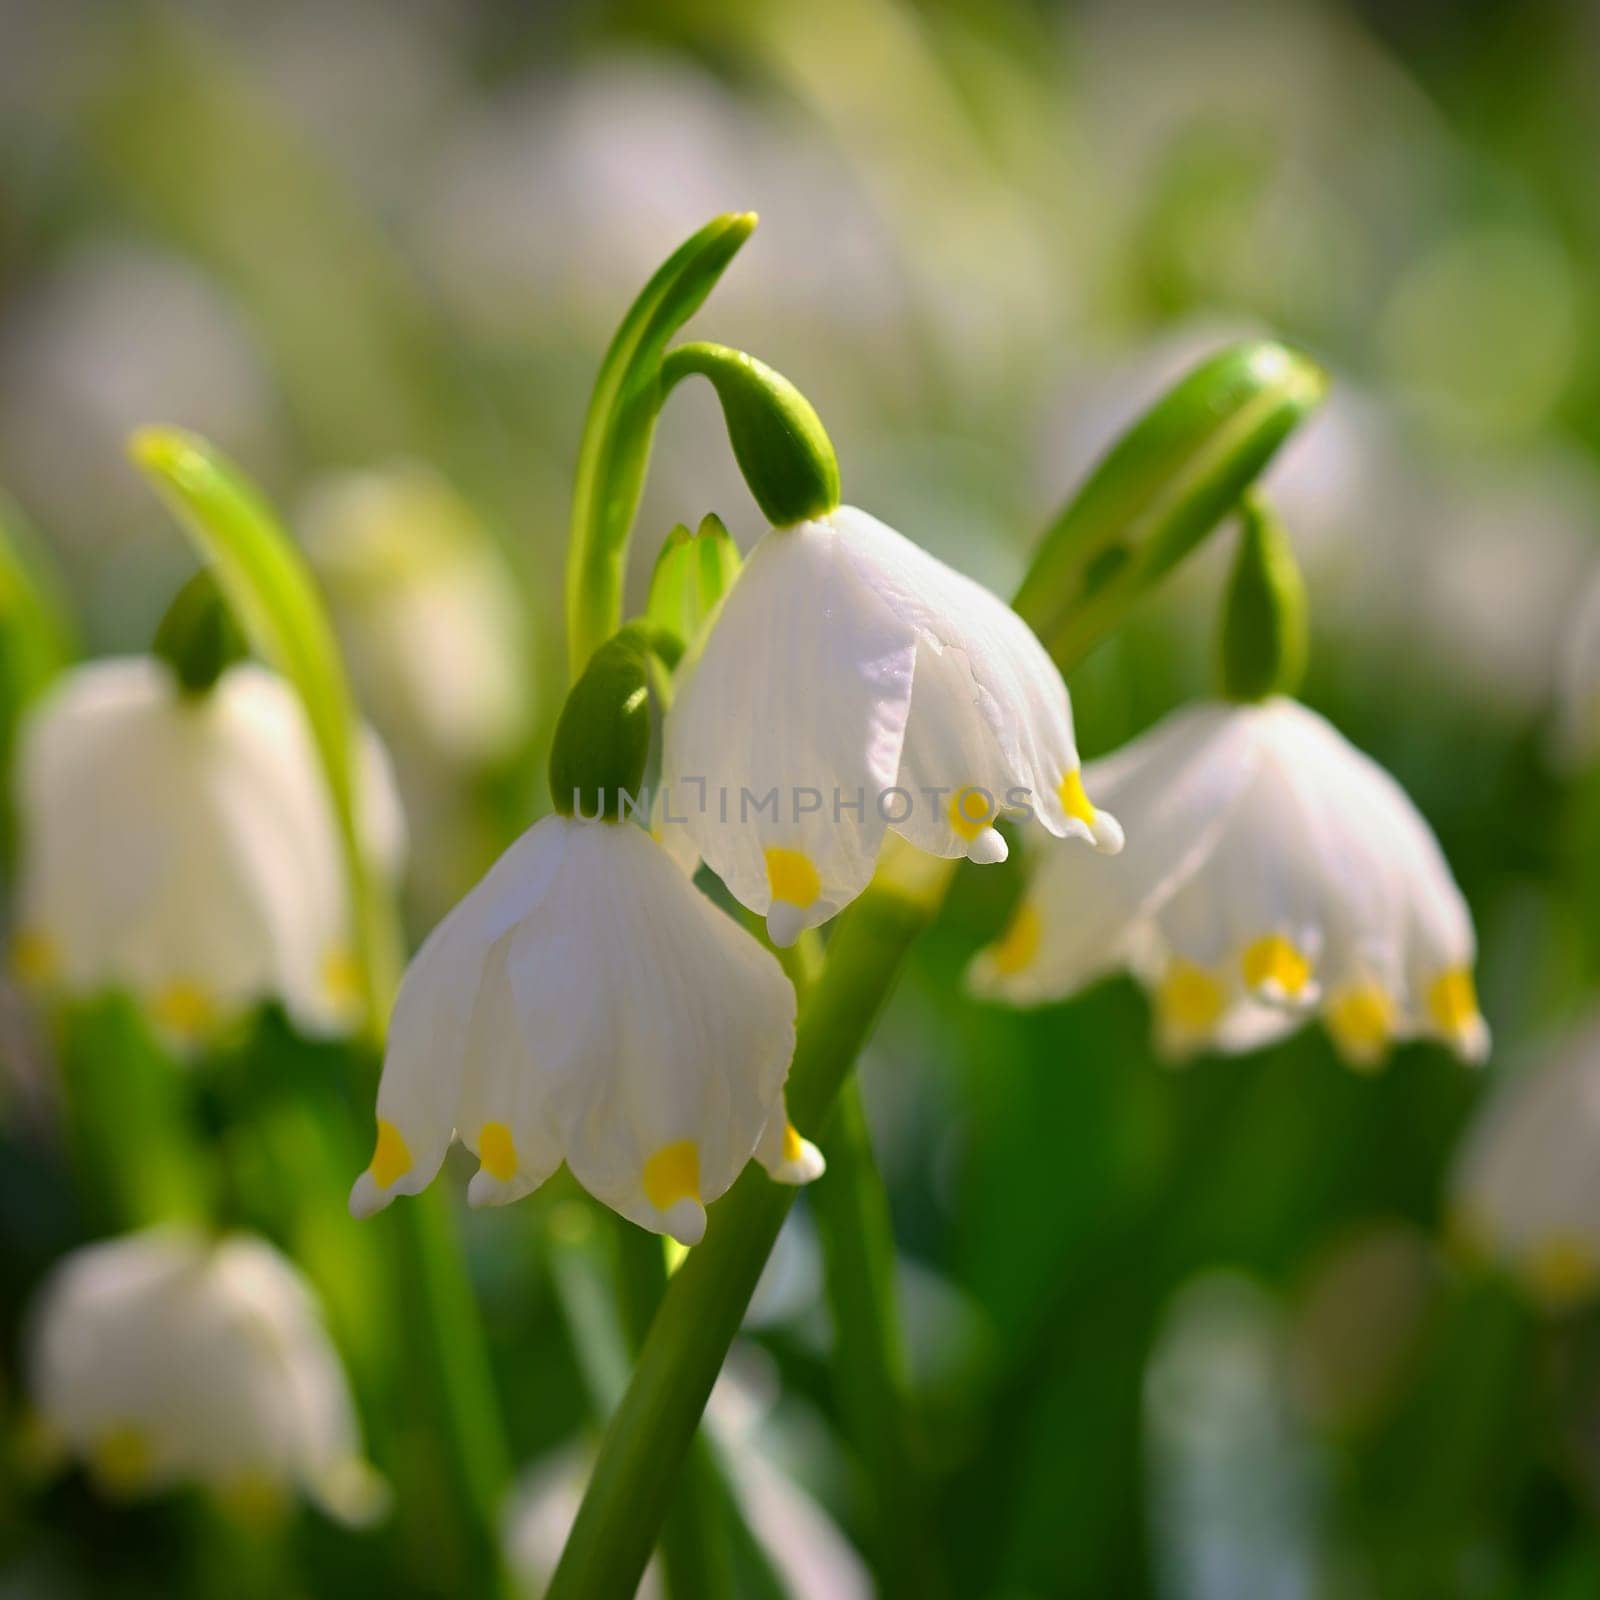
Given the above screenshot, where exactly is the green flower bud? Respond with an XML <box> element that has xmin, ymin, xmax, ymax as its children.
<box><xmin>152</xmin><ymin>570</ymin><xmax>246</xmax><ymax>695</ymax></box>
<box><xmin>548</xmin><ymin>624</ymin><xmax>657</xmax><ymax>820</ymax></box>
<box><xmin>1218</xmin><ymin>493</ymin><xmax>1308</xmax><ymax>702</ymax></box>
<box><xmin>660</xmin><ymin>342</ymin><xmax>840</xmax><ymax>528</ymax></box>
<box><xmin>1016</xmin><ymin>340</ymin><xmax>1326</xmax><ymax>669</ymax></box>
<box><xmin>645</xmin><ymin>513</ymin><xmax>742</xmax><ymax>658</ymax></box>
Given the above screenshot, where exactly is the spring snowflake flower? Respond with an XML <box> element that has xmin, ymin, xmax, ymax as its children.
<box><xmin>301</xmin><ymin>464</ymin><xmax>532</xmax><ymax>769</ymax></box>
<box><xmin>970</xmin><ymin>698</ymin><xmax>1487</xmax><ymax>1068</ymax></box>
<box><xmin>25</xmin><ymin>1227</ymin><xmax>385</xmax><ymax>1526</ymax></box>
<box><xmin>11</xmin><ymin>657</ymin><xmax>403</xmax><ymax>1045</ymax></box>
<box><xmin>1553</xmin><ymin>562</ymin><xmax>1600</xmax><ymax>768</ymax></box>
<box><xmin>1449</xmin><ymin>1017</ymin><xmax>1600</xmax><ymax>1312</ymax></box>
<box><xmin>349</xmin><ymin>813</ymin><xmax>818</xmax><ymax>1246</ymax></box>
<box><xmin>658</xmin><ymin>506</ymin><xmax>1121</xmax><ymax>946</ymax></box>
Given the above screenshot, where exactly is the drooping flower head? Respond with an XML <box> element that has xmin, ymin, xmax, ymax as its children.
<box><xmin>655</xmin><ymin>346</ymin><xmax>1121</xmax><ymax>948</ymax></box>
<box><xmin>352</xmin><ymin>626</ymin><xmax>819</xmax><ymax>1245</ymax></box>
<box><xmin>972</xmin><ymin>498</ymin><xmax>1487</xmax><ymax>1069</ymax></box>
<box><xmin>12</xmin><ymin>642</ymin><xmax>403</xmax><ymax>1047</ymax></box>
<box><xmin>1449</xmin><ymin>1016</ymin><xmax>1600</xmax><ymax>1313</ymax></box>
<box><xmin>26</xmin><ymin>1227</ymin><xmax>385</xmax><ymax>1526</ymax></box>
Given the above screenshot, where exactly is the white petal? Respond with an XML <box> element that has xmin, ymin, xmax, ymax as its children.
<box><xmin>968</xmin><ymin>703</ymin><xmax>1262</xmax><ymax>1005</ymax></box>
<box><xmin>831</xmin><ymin>505</ymin><xmax>1117</xmax><ymax>850</ymax></box>
<box><xmin>754</xmin><ymin>1097</ymin><xmax>826</xmax><ymax>1186</ymax></box>
<box><xmin>531</xmin><ymin>822</ymin><xmax>797</xmax><ymax>1241</ymax></box>
<box><xmin>350</xmin><ymin>817</ymin><xmax>565</xmax><ymax>1218</ymax></box>
<box><xmin>662</xmin><ymin>521</ymin><xmax>916</xmax><ymax>944</ymax></box>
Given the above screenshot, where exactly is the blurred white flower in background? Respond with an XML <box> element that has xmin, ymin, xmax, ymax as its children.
<box><xmin>12</xmin><ymin>657</ymin><xmax>403</xmax><ymax>1046</ymax></box>
<box><xmin>1450</xmin><ymin>1016</ymin><xmax>1600</xmax><ymax>1312</ymax></box>
<box><xmin>1406</xmin><ymin>450</ymin><xmax>1600</xmax><ymax>722</ymax></box>
<box><xmin>299</xmin><ymin>462</ymin><xmax>533</xmax><ymax>771</ymax></box>
<box><xmin>25</xmin><ymin>1226</ymin><xmax>386</xmax><ymax>1525</ymax></box>
<box><xmin>972</xmin><ymin>698</ymin><xmax>1487</xmax><ymax>1067</ymax></box>
<box><xmin>0</xmin><ymin>244</ymin><xmax>280</xmax><ymax>621</ymax></box>
<box><xmin>350</xmin><ymin>814</ymin><xmax>817</xmax><ymax>1245</ymax></box>
<box><xmin>504</xmin><ymin>1351</ymin><xmax>869</xmax><ymax>1600</ymax></box>
<box><xmin>1145</xmin><ymin>1272</ymin><xmax>1327</xmax><ymax>1600</ymax></box>
<box><xmin>1551</xmin><ymin>562</ymin><xmax>1600</xmax><ymax>769</ymax></box>
<box><xmin>1289</xmin><ymin>1221</ymin><xmax>1437</xmax><ymax>1435</ymax></box>
<box><xmin>410</xmin><ymin>58</ymin><xmax>906</xmax><ymax>357</ymax></box>
<box><xmin>659</xmin><ymin>505</ymin><xmax>1121</xmax><ymax>947</ymax></box>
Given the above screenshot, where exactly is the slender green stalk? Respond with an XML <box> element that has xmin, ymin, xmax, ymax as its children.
<box><xmin>810</xmin><ymin>1077</ymin><xmax>939</xmax><ymax>1599</ymax></box>
<box><xmin>546</xmin><ymin>339</ymin><xmax>1325</xmax><ymax>1600</ymax></box>
<box><xmin>128</xmin><ymin>427</ymin><xmax>513</xmax><ymax>1597</ymax></box>
<box><xmin>615</xmin><ymin>1229</ymin><xmax>735</xmax><ymax>1600</ymax></box>
<box><xmin>565</xmin><ymin>214</ymin><xmax>756</xmax><ymax>676</ymax></box>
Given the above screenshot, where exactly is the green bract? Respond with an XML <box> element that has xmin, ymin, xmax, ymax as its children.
<box><xmin>660</xmin><ymin>342</ymin><xmax>841</xmax><ymax>528</ymax></box>
<box><xmin>1014</xmin><ymin>340</ymin><xmax>1326</xmax><ymax>666</ymax></box>
<box><xmin>1218</xmin><ymin>493</ymin><xmax>1309</xmax><ymax>702</ymax></box>
<box><xmin>645</xmin><ymin>514</ymin><xmax>742</xmax><ymax>659</ymax></box>
<box><xmin>548</xmin><ymin>624</ymin><xmax>657</xmax><ymax>821</ymax></box>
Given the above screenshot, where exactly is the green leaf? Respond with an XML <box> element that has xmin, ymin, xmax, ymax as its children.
<box><xmin>645</xmin><ymin>514</ymin><xmax>742</xmax><ymax>657</ymax></box>
<box><xmin>1014</xmin><ymin>340</ymin><xmax>1326</xmax><ymax>670</ymax></box>
<box><xmin>129</xmin><ymin>426</ymin><xmax>398</xmax><ymax>1035</ymax></box>
<box><xmin>0</xmin><ymin>493</ymin><xmax>76</xmax><ymax>870</ymax></box>
<box><xmin>566</xmin><ymin>213</ymin><xmax>756</xmax><ymax>679</ymax></box>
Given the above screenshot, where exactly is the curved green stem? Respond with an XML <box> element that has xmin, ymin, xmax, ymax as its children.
<box><xmin>546</xmin><ymin>339</ymin><xmax>1326</xmax><ymax>1600</ymax></box>
<box><xmin>129</xmin><ymin>427</ymin><xmax>513</xmax><ymax>1598</ymax></box>
<box><xmin>565</xmin><ymin>213</ymin><xmax>756</xmax><ymax>677</ymax></box>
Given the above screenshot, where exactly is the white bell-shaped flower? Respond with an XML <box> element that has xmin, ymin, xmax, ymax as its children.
<box><xmin>658</xmin><ymin>506</ymin><xmax>1121</xmax><ymax>946</ymax></box>
<box><xmin>300</xmin><ymin>464</ymin><xmax>533</xmax><ymax>769</ymax></box>
<box><xmin>12</xmin><ymin>657</ymin><xmax>404</xmax><ymax>1045</ymax></box>
<box><xmin>349</xmin><ymin>813</ymin><xmax>818</xmax><ymax>1246</ymax></box>
<box><xmin>1450</xmin><ymin>1017</ymin><xmax>1600</xmax><ymax>1312</ymax></box>
<box><xmin>970</xmin><ymin>698</ymin><xmax>1488</xmax><ymax>1068</ymax></box>
<box><xmin>26</xmin><ymin>1227</ymin><xmax>385</xmax><ymax>1525</ymax></box>
<box><xmin>1553</xmin><ymin>562</ymin><xmax>1600</xmax><ymax>769</ymax></box>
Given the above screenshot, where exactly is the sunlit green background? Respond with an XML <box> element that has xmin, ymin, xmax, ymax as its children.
<box><xmin>4</xmin><ymin>1</ymin><xmax>1600</xmax><ymax>1595</ymax></box>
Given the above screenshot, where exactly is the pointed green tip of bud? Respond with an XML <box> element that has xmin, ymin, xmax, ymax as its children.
<box><xmin>549</xmin><ymin>625</ymin><xmax>656</xmax><ymax>819</ymax></box>
<box><xmin>1219</xmin><ymin>493</ymin><xmax>1308</xmax><ymax>702</ymax></box>
<box><xmin>661</xmin><ymin>342</ymin><xmax>840</xmax><ymax>528</ymax></box>
<box><xmin>153</xmin><ymin>570</ymin><xmax>246</xmax><ymax>695</ymax></box>
<box><xmin>128</xmin><ymin>424</ymin><xmax>204</xmax><ymax>479</ymax></box>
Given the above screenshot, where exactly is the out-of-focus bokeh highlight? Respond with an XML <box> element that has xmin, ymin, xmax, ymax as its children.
<box><xmin>5</xmin><ymin>1</ymin><xmax>1600</xmax><ymax>1594</ymax></box>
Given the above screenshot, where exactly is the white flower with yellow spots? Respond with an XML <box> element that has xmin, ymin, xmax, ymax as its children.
<box><xmin>349</xmin><ymin>813</ymin><xmax>818</xmax><ymax>1246</ymax></box>
<box><xmin>1450</xmin><ymin>1017</ymin><xmax>1600</xmax><ymax>1313</ymax></box>
<box><xmin>970</xmin><ymin>698</ymin><xmax>1488</xmax><ymax>1068</ymax></box>
<box><xmin>1554</xmin><ymin>563</ymin><xmax>1600</xmax><ymax>769</ymax></box>
<box><xmin>11</xmin><ymin>657</ymin><xmax>403</xmax><ymax>1046</ymax></box>
<box><xmin>25</xmin><ymin>1227</ymin><xmax>386</xmax><ymax>1526</ymax></box>
<box><xmin>658</xmin><ymin>506</ymin><xmax>1121</xmax><ymax>946</ymax></box>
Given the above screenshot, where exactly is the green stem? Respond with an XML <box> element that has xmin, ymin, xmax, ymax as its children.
<box><xmin>547</xmin><ymin>885</ymin><xmax>934</xmax><ymax>1599</ymax></box>
<box><xmin>615</xmin><ymin>1229</ymin><xmax>734</xmax><ymax>1600</ymax></box>
<box><xmin>810</xmin><ymin>1077</ymin><xmax>940</xmax><ymax>1599</ymax></box>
